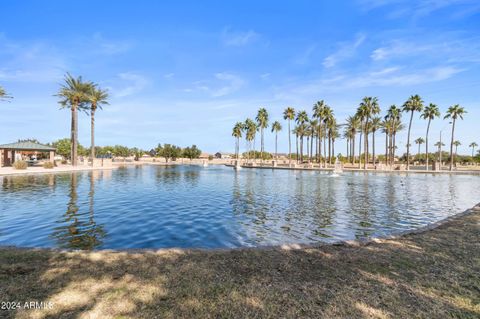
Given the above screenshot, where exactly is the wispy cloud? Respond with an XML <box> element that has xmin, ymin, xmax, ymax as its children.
<box><xmin>323</xmin><ymin>33</ymin><xmax>366</xmax><ymax>68</ymax></box>
<box><xmin>112</xmin><ymin>72</ymin><xmax>149</xmax><ymax>98</ymax></box>
<box><xmin>221</xmin><ymin>28</ymin><xmax>259</xmax><ymax>46</ymax></box>
<box><xmin>212</xmin><ymin>72</ymin><xmax>246</xmax><ymax>97</ymax></box>
<box><xmin>358</xmin><ymin>0</ymin><xmax>480</xmax><ymax>18</ymax></box>
<box><xmin>90</xmin><ymin>33</ymin><xmax>133</xmax><ymax>55</ymax></box>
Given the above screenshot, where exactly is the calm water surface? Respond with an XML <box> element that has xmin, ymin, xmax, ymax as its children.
<box><xmin>1</xmin><ymin>165</ymin><xmax>479</xmax><ymax>250</ymax></box>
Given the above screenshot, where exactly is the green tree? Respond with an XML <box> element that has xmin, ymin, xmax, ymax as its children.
<box><xmin>271</xmin><ymin>121</ymin><xmax>282</xmax><ymax>160</ymax></box>
<box><xmin>402</xmin><ymin>95</ymin><xmax>424</xmax><ymax>170</ymax></box>
<box><xmin>453</xmin><ymin>140</ymin><xmax>461</xmax><ymax>157</ymax></box>
<box><xmin>283</xmin><ymin>107</ymin><xmax>295</xmax><ymax>165</ymax></box>
<box><xmin>244</xmin><ymin>119</ymin><xmax>257</xmax><ymax>163</ymax></box>
<box><xmin>157</xmin><ymin>143</ymin><xmax>182</xmax><ymax>162</ymax></box>
<box><xmin>86</xmin><ymin>84</ymin><xmax>109</xmax><ymax>159</ymax></box>
<box><xmin>183</xmin><ymin>145</ymin><xmax>202</xmax><ymax>160</ymax></box>
<box><xmin>358</xmin><ymin>97</ymin><xmax>380</xmax><ymax>169</ymax></box>
<box><xmin>55</xmin><ymin>73</ymin><xmax>91</xmax><ymax>166</ymax></box>
<box><xmin>420</xmin><ymin>103</ymin><xmax>440</xmax><ymax>170</ymax></box>
<box><xmin>313</xmin><ymin>100</ymin><xmax>328</xmax><ymax>164</ymax></box>
<box><xmin>444</xmin><ymin>105</ymin><xmax>466</xmax><ymax>171</ymax></box>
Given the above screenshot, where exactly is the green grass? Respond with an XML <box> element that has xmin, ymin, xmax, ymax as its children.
<box><xmin>1</xmin><ymin>208</ymin><xmax>479</xmax><ymax>318</ymax></box>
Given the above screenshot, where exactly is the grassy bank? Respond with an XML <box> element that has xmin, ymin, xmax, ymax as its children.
<box><xmin>1</xmin><ymin>209</ymin><xmax>479</xmax><ymax>319</ymax></box>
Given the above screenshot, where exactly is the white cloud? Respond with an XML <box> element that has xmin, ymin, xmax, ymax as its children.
<box><xmin>212</xmin><ymin>72</ymin><xmax>246</xmax><ymax>97</ymax></box>
<box><xmin>323</xmin><ymin>33</ymin><xmax>366</xmax><ymax>68</ymax></box>
<box><xmin>163</xmin><ymin>73</ymin><xmax>175</xmax><ymax>79</ymax></box>
<box><xmin>222</xmin><ymin>28</ymin><xmax>259</xmax><ymax>46</ymax></box>
<box><xmin>112</xmin><ymin>72</ymin><xmax>149</xmax><ymax>98</ymax></box>
<box><xmin>91</xmin><ymin>32</ymin><xmax>132</xmax><ymax>55</ymax></box>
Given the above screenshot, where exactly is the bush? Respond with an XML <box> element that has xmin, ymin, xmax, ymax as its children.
<box><xmin>13</xmin><ymin>160</ymin><xmax>28</xmax><ymax>170</ymax></box>
<box><xmin>43</xmin><ymin>161</ymin><xmax>54</xmax><ymax>169</ymax></box>
<box><xmin>61</xmin><ymin>160</ymin><xmax>68</xmax><ymax>164</ymax></box>
<box><xmin>208</xmin><ymin>155</ymin><xmax>214</xmax><ymax>161</ymax></box>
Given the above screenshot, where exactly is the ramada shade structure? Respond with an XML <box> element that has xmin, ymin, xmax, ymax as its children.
<box><xmin>0</xmin><ymin>141</ymin><xmax>56</xmax><ymax>167</ymax></box>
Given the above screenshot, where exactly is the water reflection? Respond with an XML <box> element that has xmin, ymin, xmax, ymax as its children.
<box><xmin>51</xmin><ymin>173</ymin><xmax>105</xmax><ymax>250</ymax></box>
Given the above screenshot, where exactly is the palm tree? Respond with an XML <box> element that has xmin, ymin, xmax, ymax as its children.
<box><xmin>414</xmin><ymin>137</ymin><xmax>425</xmax><ymax>161</ymax></box>
<box><xmin>469</xmin><ymin>142</ymin><xmax>478</xmax><ymax>157</ymax></box>
<box><xmin>295</xmin><ymin>110</ymin><xmax>309</xmax><ymax>162</ymax></box>
<box><xmin>370</xmin><ymin>116</ymin><xmax>382</xmax><ymax>167</ymax></box>
<box><xmin>309</xmin><ymin>119</ymin><xmax>318</xmax><ymax>163</ymax></box>
<box><xmin>435</xmin><ymin>141</ymin><xmax>445</xmax><ymax>164</ymax></box>
<box><xmin>244</xmin><ymin>119</ymin><xmax>257</xmax><ymax>163</ymax></box>
<box><xmin>313</xmin><ymin>100</ymin><xmax>327</xmax><ymax>165</ymax></box>
<box><xmin>444</xmin><ymin>105</ymin><xmax>466</xmax><ymax>171</ymax></box>
<box><xmin>0</xmin><ymin>85</ymin><xmax>12</xmax><ymax>101</ymax></box>
<box><xmin>232</xmin><ymin>122</ymin><xmax>243</xmax><ymax>160</ymax></box>
<box><xmin>346</xmin><ymin>115</ymin><xmax>360</xmax><ymax>164</ymax></box>
<box><xmin>256</xmin><ymin>108</ymin><xmax>269</xmax><ymax>161</ymax></box>
<box><xmin>358</xmin><ymin>97</ymin><xmax>380</xmax><ymax>169</ymax></box>
<box><xmin>55</xmin><ymin>73</ymin><xmax>90</xmax><ymax>166</ymax></box>
<box><xmin>453</xmin><ymin>140</ymin><xmax>461</xmax><ymax>157</ymax></box>
<box><xmin>420</xmin><ymin>103</ymin><xmax>440</xmax><ymax>171</ymax></box>
<box><xmin>402</xmin><ymin>95</ymin><xmax>424</xmax><ymax>170</ymax></box>
<box><xmin>322</xmin><ymin>107</ymin><xmax>334</xmax><ymax>165</ymax></box>
<box><xmin>271</xmin><ymin>121</ymin><xmax>282</xmax><ymax>160</ymax></box>
<box><xmin>86</xmin><ymin>84</ymin><xmax>109</xmax><ymax>160</ymax></box>
<box><xmin>283</xmin><ymin>107</ymin><xmax>295</xmax><ymax>166</ymax></box>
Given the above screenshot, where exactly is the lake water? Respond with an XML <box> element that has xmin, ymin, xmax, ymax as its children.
<box><xmin>1</xmin><ymin>165</ymin><xmax>479</xmax><ymax>250</ymax></box>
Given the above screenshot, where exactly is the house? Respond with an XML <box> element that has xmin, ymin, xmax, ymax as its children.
<box><xmin>215</xmin><ymin>152</ymin><xmax>231</xmax><ymax>159</ymax></box>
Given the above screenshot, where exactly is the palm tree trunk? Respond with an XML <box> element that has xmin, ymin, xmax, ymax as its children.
<box><xmin>306</xmin><ymin>136</ymin><xmax>310</xmax><ymax>161</ymax></box>
<box><xmin>393</xmin><ymin>133</ymin><xmax>397</xmax><ymax>166</ymax></box>
<box><xmin>425</xmin><ymin>119</ymin><xmax>431</xmax><ymax>171</ymax></box>
<box><xmin>406</xmin><ymin>111</ymin><xmax>414</xmax><ymax>170</ymax></box>
<box><xmin>90</xmin><ymin>107</ymin><xmax>96</xmax><ymax>160</ymax></box>
<box><xmin>71</xmin><ymin>103</ymin><xmax>78</xmax><ymax>166</ymax></box>
<box><xmin>296</xmin><ymin>134</ymin><xmax>299</xmax><ymax>163</ymax></box>
<box><xmin>328</xmin><ymin>136</ymin><xmax>332</xmax><ymax>164</ymax></box>
<box><xmin>358</xmin><ymin>130</ymin><xmax>363</xmax><ymax>169</ymax></box>
<box><xmin>323</xmin><ymin>128</ymin><xmax>327</xmax><ymax>167</ymax></box>
<box><xmin>385</xmin><ymin>131</ymin><xmax>388</xmax><ymax>165</ymax></box>
<box><xmin>288</xmin><ymin>120</ymin><xmax>291</xmax><ymax>165</ymax></box>
<box><xmin>275</xmin><ymin>132</ymin><xmax>278</xmax><ymax>160</ymax></box>
<box><xmin>351</xmin><ymin>134</ymin><xmax>356</xmax><ymax>165</ymax></box>
<box><xmin>310</xmin><ymin>134</ymin><xmax>313</xmax><ymax>163</ymax></box>
<box><xmin>449</xmin><ymin>119</ymin><xmax>456</xmax><ymax>171</ymax></box>
<box><xmin>364</xmin><ymin>120</ymin><xmax>368</xmax><ymax>170</ymax></box>
<box><xmin>372</xmin><ymin>130</ymin><xmax>376</xmax><ymax>168</ymax></box>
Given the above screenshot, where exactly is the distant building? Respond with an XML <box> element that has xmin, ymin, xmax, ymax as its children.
<box><xmin>215</xmin><ymin>152</ymin><xmax>231</xmax><ymax>159</ymax></box>
<box><xmin>199</xmin><ymin>152</ymin><xmax>210</xmax><ymax>159</ymax></box>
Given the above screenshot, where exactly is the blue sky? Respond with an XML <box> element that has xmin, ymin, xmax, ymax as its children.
<box><xmin>1</xmin><ymin>0</ymin><xmax>479</xmax><ymax>154</ymax></box>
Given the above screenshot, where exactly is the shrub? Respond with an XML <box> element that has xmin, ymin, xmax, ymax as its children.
<box><xmin>208</xmin><ymin>155</ymin><xmax>214</xmax><ymax>161</ymax></box>
<box><xmin>43</xmin><ymin>161</ymin><xmax>54</xmax><ymax>169</ymax></box>
<box><xmin>13</xmin><ymin>160</ymin><xmax>28</xmax><ymax>170</ymax></box>
<box><xmin>61</xmin><ymin>160</ymin><xmax>68</xmax><ymax>165</ymax></box>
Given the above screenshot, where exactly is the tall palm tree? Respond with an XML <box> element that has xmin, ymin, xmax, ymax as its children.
<box><xmin>309</xmin><ymin>119</ymin><xmax>318</xmax><ymax>163</ymax></box>
<box><xmin>469</xmin><ymin>142</ymin><xmax>478</xmax><ymax>157</ymax></box>
<box><xmin>453</xmin><ymin>140</ymin><xmax>461</xmax><ymax>157</ymax></box>
<box><xmin>358</xmin><ymin>97</ymin><xmax>380</xmax><ymax>169</ymax></box>
<box><xmin>0</xmin><ymin>85</ymin><xmax>13</xmax><ymax>101</ymax></box>
<box><xmin>86</xmin><ymin>84</ymin><xmax>109</xmax><ymax>159</ymax></box>
<box><xmin>283</xmin><ymin>107</ymin><xmax>295</xmax><ymax>165</ymax></box>
<box><xmin>386</xmin><ymin>105</ymin><xmax>402</xmax><ymax>166</ymax></box>
<box><xmin>435</xmin><ymin>141</ymin><xmax>445</xmax><ymax>164</ymax></box>
<box><xmin>346</xmin><ymin>115</ymin><xmax>360</xmax><ymax>164</ymax></box>
<box><xmin>295</xmin><ymin>110</ymin><xmax>309</xmax><ymax>162</ymax></box>
<box><xmin>420</xmin><ymin>103</ymin><xmax>440</xmax><ymax>171</ymax></box>
<box><xmin>56</xmin><ymin>73</ymin><xmax>90</xmax><ymax>166</ymax></box>
<box><xmin>313</xmin><ymin>100</ymin><xmax>327</xmax><ymax>164</ymax></box>
<box><xmin>402</xmin><ymin>95</ymin><xmax>424</xmax><ymax>170</ymax></box>
<box><xmin>244</xmin><ymin>119</ymin><xmax>257</xmax><ymax>163</ymax></box>
<box><xmin>415</xmin><ymin>137</ymin><xmax>425</xmax><ymax>159</ymax></box>
<box><xmin>271</xmin><ymin>121</ymin><xmax>282</xmax><ymax>160</ymax></box>
<box><xmin>232</xmin><ymin>122</ymin><xmax>243</xmax><ymax>160</ymax></box>
<box><xmin>321</xmin><ymin>107</ymin><xmax>334</xmax><ymax>165</ymax></box>
<box><xmin>256</xmin><ymin>108</ymin><xmax>269</xmax><ymax>161</ymax></box>
<box><xmin>370</xmin><ymin>116</ymin><xmax>382</xmax><ymax>167</ymax></box>
<box><xmin>444</xmin><ymin>105</ymin><xmax>466</xmax><ymax>171</ymax></box>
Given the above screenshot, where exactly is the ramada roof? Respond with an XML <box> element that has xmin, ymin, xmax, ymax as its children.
<box><xmin>0</xmin><ymin>141</ymin><xmax>56</xmax><ymax>151</ymax></box>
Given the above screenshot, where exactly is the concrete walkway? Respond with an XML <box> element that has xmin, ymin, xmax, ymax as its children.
<box><xmin>0</xmin><ymin>164</ymin><xmax>116</xmax><ymax>176</ymax></box>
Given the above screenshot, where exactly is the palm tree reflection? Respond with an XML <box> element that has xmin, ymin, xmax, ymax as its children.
<box><xmin>51</xmin><ymin>172</ymin><xmax>105</xmax><ymax>250</ymax></box>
